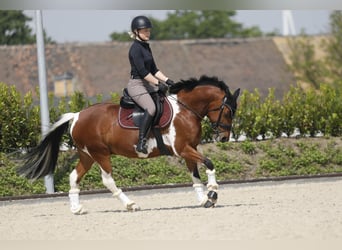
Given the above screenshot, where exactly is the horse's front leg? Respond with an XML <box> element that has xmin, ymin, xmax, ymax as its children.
<box><xmin>192</xmin><ymin>161</ymin><xmax>219</xmax><ymax>208</ymax></box>
<box><xmin>182</xmin><ymin>147</ymin><xmax>219</xmax><ymax>208</ymax></box>
<box><xmin>203</xmin><ymin>158</ymin><xmax>219</xmax><ymax>208</ymax></box>
<box><xmin>203</xmin><ymin>158</ymin><xmax>219</xmax><ymax>191</ymax></box>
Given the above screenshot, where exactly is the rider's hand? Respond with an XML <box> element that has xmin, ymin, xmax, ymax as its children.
<box><xmin>166</xmin><ymin>79</ymin><xmax>175</xmax><ymax>86</ymax></box>
<box><xmin>158</xmin><ymin>81</ymin><xmax>169</xmax><ymax>95</ymax></box>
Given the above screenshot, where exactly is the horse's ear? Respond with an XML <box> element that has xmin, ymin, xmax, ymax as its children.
<box><xmin>233</xmin><ymin>88</ymin><xmax>240</xmax><ymax>99</ymax></box>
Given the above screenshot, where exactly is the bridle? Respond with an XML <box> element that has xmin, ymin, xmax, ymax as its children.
<box><xmin>207</xmin><ymin>96</ymin><xmax>235</xmax><ymax>135</ymax></box>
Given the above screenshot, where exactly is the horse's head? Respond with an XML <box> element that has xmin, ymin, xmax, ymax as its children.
<box><xmin>170</xmin><ymin>76</ymin><xmax>240</xmax><ymax>142</ymax></box>
<box><xmin>206</xmin><ymin>88</ymin><xmax>240</xmax><ymax>142</ymax></box>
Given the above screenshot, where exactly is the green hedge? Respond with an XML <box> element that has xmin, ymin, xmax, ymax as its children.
<box><xmin>0</xmin><ymin>83</ymin><xmax>120</xmax><ymax>152</ymax></box>
<box><xmin>0</xmin><ymin>81</ymin><xmax>341</xmax><ymax>196</ymax></box>
<box><xmin>230</xmin><ymin>84</ymin><xmax>341</xmax><ymax>141</ymax></box>
<box><xmin>0</xmin><ymin>84</ymin><xmax>40</xmax><ymax>152</ymax></box>
<box><xmin>0</xmin><ymin>82</ymin><xmax>341</xmax><ymax>152</ymax></box>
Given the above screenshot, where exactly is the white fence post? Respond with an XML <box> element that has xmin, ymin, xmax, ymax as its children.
<box><xmin>35</xmin><ymin>10</ymin><xmax>54</xmax><ymax>193</ymax></box>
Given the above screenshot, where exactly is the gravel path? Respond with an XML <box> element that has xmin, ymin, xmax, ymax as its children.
<box><xmin>1</xmin><ymin>177</ymin><xmax>341</xmax><ymax>240</ymax></box>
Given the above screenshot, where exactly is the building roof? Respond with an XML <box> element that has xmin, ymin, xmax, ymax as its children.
<box><xmin>0</xmin><ymin>37</ymin><xmax>296</xmax><ymax>99</ymax></box>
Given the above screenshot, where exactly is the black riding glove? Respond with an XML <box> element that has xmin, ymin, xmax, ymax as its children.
<box><xmin>158</xmin><ymin>81</ymin><xmax>169</xmax><ymax>95</ymax></box>
<box><xmin>166</xmin><ymin>79</ymin><xmax>175</xmax><ymax>86</ymax></box>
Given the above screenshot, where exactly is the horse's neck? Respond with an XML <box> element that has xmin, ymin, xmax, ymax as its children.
<box><xmin>177</xmin><ymin>90</ymin><xmax>215</xmax><ymax>118</ymax></box>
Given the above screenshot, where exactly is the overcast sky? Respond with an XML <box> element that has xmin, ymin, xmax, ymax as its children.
<box><xmin>24</xmin><ymin>10</ymin><xmax>332</xmax><ymax>43</ymax></box>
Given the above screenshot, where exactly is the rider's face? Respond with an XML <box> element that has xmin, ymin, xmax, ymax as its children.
<box><xmin>137</xmin><ymin>28</ymin><xmax>151</xmax><ymax>41</ymax></box>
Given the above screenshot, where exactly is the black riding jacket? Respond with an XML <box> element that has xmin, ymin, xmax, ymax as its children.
<box><xmin>129</xmin><ymin>39</ymin><xmax>159</xmax><ymax>79</ymax></box>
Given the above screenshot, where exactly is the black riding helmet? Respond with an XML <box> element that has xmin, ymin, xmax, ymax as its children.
<box><xmin>131</xmin><ymin>16</ymin><xmax>152</xmax><ymax>32</ymax></box>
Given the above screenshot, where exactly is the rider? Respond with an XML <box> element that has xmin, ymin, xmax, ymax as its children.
<box><xmin>127</xmin><ymin>15</ymin><xmax>174</xmax><ymax>154</ymax></box>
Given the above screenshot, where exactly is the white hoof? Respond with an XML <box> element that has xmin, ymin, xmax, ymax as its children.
<box><xmin>126</xmin><ymin>201</ymin><xmax>141</xmax><ymax>212</ymax></box>
<box><xmin>71</xmin><ymin>205</ymin><xmax>87</xmax><ymax>215</ymax></box>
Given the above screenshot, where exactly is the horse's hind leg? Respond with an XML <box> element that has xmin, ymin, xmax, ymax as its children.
<box><xmin>93</xmin><ymin>153</ymin><xmax>140</xmax><ymax>212</ymax></box>
<box><xmin>68</xmin><ymin>151</ymin><xmax>94</xmax><ymax>215</ymax></box>
<box><xmin>100</xmin><ymin>169</ymin><xmax>140</xmax><ymax>212</ymax></box>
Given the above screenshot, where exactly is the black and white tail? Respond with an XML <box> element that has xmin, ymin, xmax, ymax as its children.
<box><xmin>17</xmin><ymin>113</ymin><xmax>76</xmax><ymax>181</ymax></box>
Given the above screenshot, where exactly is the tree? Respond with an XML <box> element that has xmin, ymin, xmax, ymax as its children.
<box><xmin>288</xmin><ymin>10</ymin><xmax>342</xmax><ymax>90</ymax></box>
<box><xmin>110</xmin><ymin>32</ymin><xmax>130</xmax><ymax>42</ymax></box>
<box><xmin>324</xmin><ymin>11</ymin><xmax>342</xmax><ymax>88</ymax></box>
<box><xmin>110</xmin><ymin>10</ymin><xmax>263</xmax><ymax>41</ymax></box>
<box><xmin>288</xmin><ymin>33</ymin><xmax>326</xmax><ymax>89</ymax></box>
<box><xmin>0</xmin><ymin>10</ymin><xmax>35</xmax><ymax>45</ymax></box>
<box><xmin>0</xmin><ymin>10</ymin><xmax>55</xmax><ymax>45</ymax></box>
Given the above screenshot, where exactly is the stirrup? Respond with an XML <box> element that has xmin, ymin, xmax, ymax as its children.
<box><xmin>136</xmin><ymin>138</ymin><xmax>148</xmax><ymax>154</ymax></box>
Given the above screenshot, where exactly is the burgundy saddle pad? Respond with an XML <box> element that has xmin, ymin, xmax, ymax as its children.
<box><xmin>118</xmin><ymin>97</ymin><xmax>173</xmax><ymax>129</ymax></box>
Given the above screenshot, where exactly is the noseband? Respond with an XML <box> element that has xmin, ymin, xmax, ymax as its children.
<box><xmin>207</xmin><ymin>96</ymin><xmax>235</xmax><ymax>134</ymax></box>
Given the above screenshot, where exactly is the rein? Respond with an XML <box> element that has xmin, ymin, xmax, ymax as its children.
<box><xmin>168</xmin><ymin>94</ymin><xmax>234</xmax><ymax>134</ymax></box>
<box><xmin>168</xmin><ymin>95</ymin><xmax>203</xmax><ymax>120</ymax></box>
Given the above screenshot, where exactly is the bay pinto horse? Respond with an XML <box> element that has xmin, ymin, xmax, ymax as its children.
<box><xmin>17</xmin><ymin>76</ymin><xmax>240</xmax><ymax>214</ymax></box>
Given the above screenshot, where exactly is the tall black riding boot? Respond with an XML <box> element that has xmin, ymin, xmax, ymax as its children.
<box><xmin>136</xmin><ymin>111</ymin><xmax>154</xmax><ymax>154</ymax></box>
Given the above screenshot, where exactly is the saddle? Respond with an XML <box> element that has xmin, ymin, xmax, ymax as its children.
<box><xmin>118</xmin><ymin>89</ymin><xmax>173</xmax><ymax>155</ymax></box>
<box><xmin>118</xmin><ymin>88</ymin><xmax>173</xmax><ymax>129</ymax></box>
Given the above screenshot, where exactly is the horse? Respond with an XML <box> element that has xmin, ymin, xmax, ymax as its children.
<box><xmin>17</xmin><ymin>75</ymin><xmax>240</xmax><ymax>214</ymax></box>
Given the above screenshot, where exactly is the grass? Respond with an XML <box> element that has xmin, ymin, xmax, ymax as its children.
<box><xmin>1</xmin><ymin>137</ymin><xmax>341</xmax><ymax>197</ymax></box>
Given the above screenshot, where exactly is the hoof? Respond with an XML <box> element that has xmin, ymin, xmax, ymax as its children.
<box><xmin>126</xmin><ymin>201</ymin><xmax>141</xmax><ymax>212</ymax></box>
<box><xmin>71</xmin><ymin>205</ymin><xmax>87</xmax><ymax>215</ymax></box>
<box><xmin>203</xmin><ymin>200</ymin><xmax>216</xmax><ymax>208</ymax></box>
<box><xmin>202</xmin><ymin>190</ymin><xmax>218</xmax><ymax>208</ymax></box>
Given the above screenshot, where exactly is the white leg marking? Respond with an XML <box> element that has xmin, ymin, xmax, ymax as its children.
<box><xmin>193</xmin><ymin>184</ymin><xmax>207</xmax><ymax>205</ymax></box>
<box><xmin>69</xmin><ymin>169</ymin><xmax>78</xmax><ymax>189</ymax></box>
<box><xmin>100</xmin><ymin>168</ymin><xmax>120</xmax><ymax>194</ymax></box>
<box><xmin>101</xmin><ymin>168</ymin><xmax>140</xmax><ymax>211</ymax></box>
<box><xmin>113</xmin><ymin>189</ymin><xmax>130</xmax><ymax>205</ymax></box>
<box><xmin>206</xmin><ymin>169</ymin><xmax>219</xmax><ymax>191</ymax></box>
<box><xmin>191</xmin><ymin>173</ymin><xmax>207</xmax><ymax>205</ymax></box>
<box><xmin>68</xmin><ymin>169</ymin><xmax>86</xmax><ymax>214</ymax></box>
<box><xmin>68</xmin><ymin>188</ymin><xmax>86</xmax><ymax>214</ymax></box>
<box><xmin>113</xmin><ymin>189</ymin><xmax>140</xmax><ymax>211</ymax></box>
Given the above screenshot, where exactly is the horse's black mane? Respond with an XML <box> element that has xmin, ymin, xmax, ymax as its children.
<box><xmin>169</xmin><ymin>75</ymin><xmax>230</xmax><ymax>94</ymax></box>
